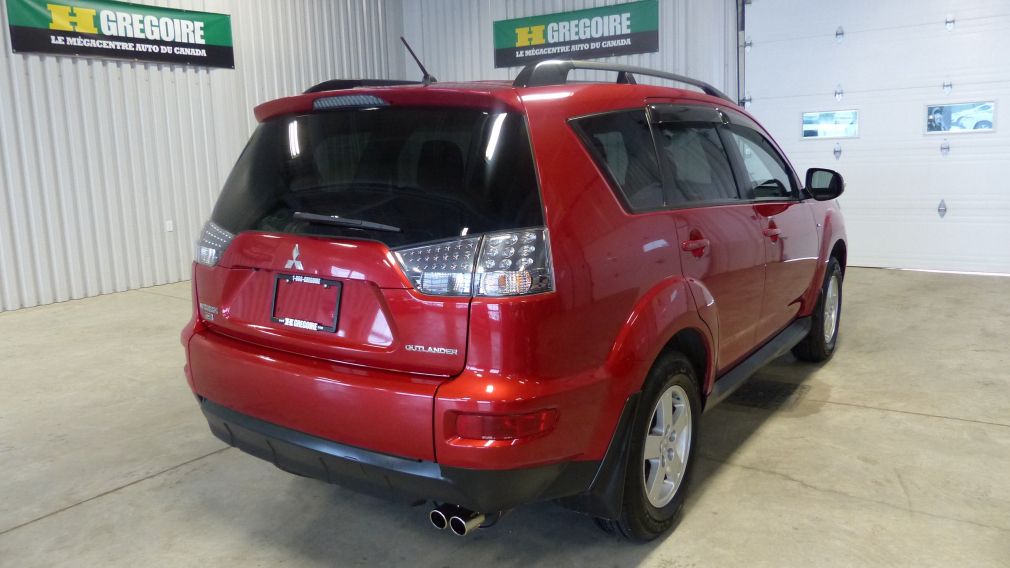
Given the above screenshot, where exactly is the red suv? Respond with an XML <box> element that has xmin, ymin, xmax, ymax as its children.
<box><xmin>182</xmin><ymin>60</ymin><xmax>846</xmax><ymax>541</ymax></box>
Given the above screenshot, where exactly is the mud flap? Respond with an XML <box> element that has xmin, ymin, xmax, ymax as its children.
<box><xmin>557</xmin><ymin>392</ymin><xmax>640</xmax><ymax>520</ymax></box>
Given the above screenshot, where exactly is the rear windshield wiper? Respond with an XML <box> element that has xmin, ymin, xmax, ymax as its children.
<box><xmin>293</xmin><ymin>212</ymin><xmax>401</xmax><ymax>233</ymax></box>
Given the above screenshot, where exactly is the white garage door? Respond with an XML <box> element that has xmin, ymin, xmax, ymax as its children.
<box><xmin>744</xmin><ymin>0</ymin><xmax>1010</xmax><ymax>273</ymax></box>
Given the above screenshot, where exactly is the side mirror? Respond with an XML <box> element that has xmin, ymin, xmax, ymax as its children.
<box><xmin>805</xmin><ymin>168</ymin><xmax>844</xmax><ymax>201</ymax></box>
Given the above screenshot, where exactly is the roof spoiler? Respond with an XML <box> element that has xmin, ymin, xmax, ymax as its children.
<box><xmin>512</xmin><ymin>60</ymin><xmax>734</xmax><ymax>104</ymax></box>
<box><xmin>304</xmin><ymin>79</ymin><xmax>421</xmax><ymax>94</ymax></box>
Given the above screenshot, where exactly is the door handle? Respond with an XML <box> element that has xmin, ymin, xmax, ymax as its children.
<box><xmin>681</xmin><ymin>238</ymin><xmax>710</xmax><ymax>257</ymax></box>
<box><xmin>762</xmin><ymin>228</ymin><xmax>782</xmax><ymax>238</ymax></box>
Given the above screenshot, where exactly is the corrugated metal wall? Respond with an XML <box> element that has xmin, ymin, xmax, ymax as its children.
<box><xmin>0</xmin><ymin>0</ymin><xmax>405</xmax><ymax>311</ymax></box>
<box><xmin>401</xmin><ymin>0</ymin><xmax>738</xmax><ymax>94</ymax></box>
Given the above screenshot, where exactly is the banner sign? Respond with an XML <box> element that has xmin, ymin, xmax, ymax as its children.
<box><xmin>5</xmin><ymin>0</ymin><xmax>233</xmax><ymax>68</ymax></box>
<box><xmin>492</xmin><ymin>0</ymin><xmax>658</xmax><ymax>68</ymax></box>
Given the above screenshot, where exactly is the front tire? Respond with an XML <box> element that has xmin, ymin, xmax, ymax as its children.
<box><xmin>595</xmin><ymin>353</ymin><xmax>702</xmax><ymax>541</ymax></box>
<box><xmin>792</xmin><ymin>257</ymin><xmax>843</xmax><ymax>362</ymax></box>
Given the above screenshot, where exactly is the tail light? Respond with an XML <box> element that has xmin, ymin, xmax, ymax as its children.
<box><xmin>475</xmin><ymin>229</ymin><xmax>552</xmax><ymax>296</ymax></box>
<box><xmin>393</xmin><ymin>228</ymin><xmax>553</xmax><ymax>297</ymax></box>
<box><xmin>394</xmin><ymin>236</ymin><xmax>482</xmax><ymax>296</ymax></box>
<box><xmin>194</xmin><ymin>221</ymin><xmax>234</xmax><ymax>267</ymax></box>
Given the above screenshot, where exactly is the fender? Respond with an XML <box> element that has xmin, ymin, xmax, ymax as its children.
<box><xmin>603</xmin><ymin>275</ymin><xmax>716</xmax><ymax>397</ymax></box>
<box><xmin>800</xmin><ymin>203</ymin><xmax>847</xmax><ymax>315</ymax></box>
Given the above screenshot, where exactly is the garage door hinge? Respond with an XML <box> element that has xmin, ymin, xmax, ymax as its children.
<box><xmin>938</xmin><ymin>200</ymin><xmax>948</xmax><ymax>219</ymax></box>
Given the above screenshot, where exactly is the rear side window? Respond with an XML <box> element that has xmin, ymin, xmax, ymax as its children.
<box><xmin>211</xmin><ymin>108</ymin><xmax>542</xmax><ymax>248</ymax></box>
<box><xmin>723</xmin><ymin>125</ymin><xmax>795</xmax><ymax>200</ymax></box>
<box><xmin>653</xmin><ymin>124</ymin><xmax>739</xmax><ymax>206</ymax></box>
<box><xmin>572</xmin><ymin>110</ymin><xmax>665</xmax><ymax>211</ymax></box>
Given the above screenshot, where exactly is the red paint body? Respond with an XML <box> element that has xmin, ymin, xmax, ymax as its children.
<box><xmin>182</xmin><ymin>81</ymin><xmax>846</xmax><ymax>473</ymax></box>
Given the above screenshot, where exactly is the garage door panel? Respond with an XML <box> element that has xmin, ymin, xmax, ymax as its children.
<box><xmin>747</xmin><ymin>0</ymin><xmax>1010</xmax><ymax>273</ymax></box>
<box><xmin>747</xmin><ymin>0</ymin><xmax>1009</xmax><ymax>44</ymax></box>
<box><xmin>847</xmin><ymin>217</ymin><xmax>1010</xmax><ymax>272</ymax></box>
<box><xmin>752</xmin><ymin>93</ymin><xmax>1006</xmax><ymax>156</ymax></box>
<box><xmin>748</xmin><ymin>26</ymin><xmax>1010</xmax><ymax>99</ymax></box>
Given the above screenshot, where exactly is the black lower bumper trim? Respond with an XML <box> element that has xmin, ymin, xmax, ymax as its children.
<box><xmin>201</xmin><ymin>399</ymin><xmax>598</xmax><ymax>512</ymax></box>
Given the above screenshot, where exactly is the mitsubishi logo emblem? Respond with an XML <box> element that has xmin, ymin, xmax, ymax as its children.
<box><xmin>284</xmin><ymin>244</ymin><xmax>304</xmax><ymax>270</ymax></box>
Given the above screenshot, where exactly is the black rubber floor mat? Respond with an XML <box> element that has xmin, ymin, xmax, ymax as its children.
<box><xmin>725</xmin><ymin>378</ymin><xmax>810</xmax><ymax>410</ymax></box>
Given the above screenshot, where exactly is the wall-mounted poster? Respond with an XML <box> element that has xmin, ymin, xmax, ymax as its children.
<box><xmin>5</xmin><ymin>0</ymin><xmax>233</xmax><ymax>68</ymax></box>
<box><xmin>926</xmin><ymin>101</ymin><xmax>995</xmax><ymax>133</ymax></box>
<box><xmin>802</xmin><ymin>110</ymin><xmax>859</xmax><ymax>139</ymax></box>
<box><xmin>492</xmin><ymin>0</ymin><xmax>659</xmax><ymax>68</ymax></box>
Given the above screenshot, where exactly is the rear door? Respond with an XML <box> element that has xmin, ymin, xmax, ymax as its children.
<box><xmin>720</xmin><ymin>115</ymin><xmax>819</xmax><ymax>342</ymax></box>
<box><xmin>648</xmin><ymin>104</ymin><xmax>768</xmax><ymax>372</ymax></box>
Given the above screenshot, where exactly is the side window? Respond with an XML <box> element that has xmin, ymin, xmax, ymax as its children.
<box><xmin>653</xmin><ymin>124</ymin><xmax>739</xmax><ymax>206</ymax></box>
<box><xmin>573</xmin><ymin>110</ymin><xmax>665</xmax><ymax>212</ymax></box>
<box><xmin>724</xmin><ymin>126</ymin><xmax>795</xmax><ymax>200</ymax></box>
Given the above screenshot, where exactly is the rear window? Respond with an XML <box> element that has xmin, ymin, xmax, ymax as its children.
<box><xmin>571</xmin><ymin>110</ymin><xmax>664</xmax><ymax>212</ymax></box>
<box><xmin>211</xmin><ymin>107</ymin><xmax>543</xmax><ymax>248</ymax></box>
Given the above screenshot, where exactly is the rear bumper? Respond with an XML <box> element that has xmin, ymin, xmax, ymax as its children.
<box><xmin>186</xmin><ymin>326</ymin><xmax>621</xmax><ymax>470</ymax></box>
<box><xmin>202</xmin><ymin>398</ymin><xmax>598</xmax><ymax>512</ymax></box>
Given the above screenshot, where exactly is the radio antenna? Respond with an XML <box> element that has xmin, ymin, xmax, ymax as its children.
<box><xmin>400</xmin><ymin>37</ymin><xmax>436</xmax><ymax>86</ymax></box>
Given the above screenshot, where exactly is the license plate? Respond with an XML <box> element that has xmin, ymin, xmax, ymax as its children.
<box><xmin>270</xmin><ymin>274</ymin><xmax>341</xmax><ymax>333</ymax></box>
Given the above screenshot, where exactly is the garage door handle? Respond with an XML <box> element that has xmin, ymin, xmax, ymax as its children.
<box><xmin>681</xmin><ymin>238</ymin><xmax>710</xmax><ymax>256</ymax></box>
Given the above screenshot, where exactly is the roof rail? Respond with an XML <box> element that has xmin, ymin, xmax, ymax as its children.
<box><xmin>512</xmin><ymin>60</ymin><xmax>734</xmax><ymax>104</ymax></box>
<box><xmin>304</xmin><ymin>79</ymin><xmax>421</xmax><ymax>94</ymax></box>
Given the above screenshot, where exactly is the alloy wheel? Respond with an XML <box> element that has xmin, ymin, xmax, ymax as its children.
<box><xmin>642</xmin><ymin>383</ymin><xmax>692</xmax><ymax>508</ymax></box>
<box><xmin>823</xmin><ymin>274</ymin><xmax>840</xmax><ymax>344</ymax></box>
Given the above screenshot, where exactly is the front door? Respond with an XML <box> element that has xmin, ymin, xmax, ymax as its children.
<box><xmin>720</xmin><ymin>118</ymin><xmax>819</xmax><ymax>343</ymax></box>
<box><xmin>649</xmin><ymin>104</ymin><xmax>768</xmax><ymax>373</ymax></box>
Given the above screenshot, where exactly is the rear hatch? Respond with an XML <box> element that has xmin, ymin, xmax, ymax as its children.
<box><xmin>192</xmin><ymin>96</ymin><xmax>544</xmax><ymax>376</ymax></box>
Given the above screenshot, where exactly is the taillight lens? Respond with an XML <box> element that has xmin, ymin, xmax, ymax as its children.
<box><xmin>393</xmin><ymin>228</ymin><xmax>554</xmax><ymax>297</ymax></box>
<box><xmin>454</xmin><ymin>409</ymin><xmax>558</xmax><ymax>441</ymax></box>
<box><xmin>194</xmin><ymin>221</ymin><xmax>234</xmax><ymax>267</ymax></box>
<box><xmin>475</xmin><ymin>229</ymin><xmax>553</xmax><ymax>296</ymax></box>
<box><xmin>394</xmin><ymin>237</ymin><xmax>481</xmax><ymax>296</ymax></box>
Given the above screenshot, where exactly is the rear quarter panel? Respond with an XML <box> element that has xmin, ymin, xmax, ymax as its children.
<box><xmin>437</xmin><ymin>88</ymin><xmax>722</xmax><ymax>464</ymax></box>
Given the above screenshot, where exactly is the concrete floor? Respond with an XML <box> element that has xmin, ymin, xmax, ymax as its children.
<box><xmin>1</xmin><ymin>267</ymin><xmax>1008</xmax><ymax>567</ymax></box>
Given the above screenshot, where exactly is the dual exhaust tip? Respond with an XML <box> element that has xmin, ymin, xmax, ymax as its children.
<box><xmin>429</xmin><ymin>504</ymin><xmax>485</xmax><ymax>536</ymax></box>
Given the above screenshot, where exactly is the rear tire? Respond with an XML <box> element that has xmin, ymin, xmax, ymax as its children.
<box><xmin>595</xmin><ymin>352</ymin><xmax>701</xmax><ymax>542</ymax></box>
<box><xmin>792</xmin><ymin>257</ymin><xmax>843</xmax><ymax>362</ymax></box>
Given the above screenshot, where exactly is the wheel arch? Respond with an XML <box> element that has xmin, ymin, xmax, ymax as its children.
<box><xmin>604</xmin><ymin>276</ymin><xmax>716</xmax><ymax>397</ymax></box>
<box><xmin>830</xmin><ymin>238</ymin><xmax>847</xmax><ymax>276</ymax></box>
<box><xmin>655</xmin><ymin>327</ymin><xmax>710</xmax><ymax>401</ymax></box>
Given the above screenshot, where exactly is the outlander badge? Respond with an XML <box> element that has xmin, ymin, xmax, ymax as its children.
<box><xmin>284</xmin><ymin>244</ymin><xmax>304</xmax><ymax>270</ymax></box>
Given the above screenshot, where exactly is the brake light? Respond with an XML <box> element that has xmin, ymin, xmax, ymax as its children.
<box><xmin>393</xmin><ymin>227</ymin><xmax>553</xmax><ymax>297</ymax></box>
<box><xmin>194</xmin><ymin>221</ymin><xmax>234</xmax><ymax>267</ymax></box>
<box><xmin>454</xmin><ymin>409</ymin><xmax>558</xmax><ymax>441</ymax></box>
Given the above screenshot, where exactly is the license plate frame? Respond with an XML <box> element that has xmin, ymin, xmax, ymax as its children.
<box><xmin>270</xmin><ymin>273</ymin><xmax>342</xmax><ymax>333</ymax></box>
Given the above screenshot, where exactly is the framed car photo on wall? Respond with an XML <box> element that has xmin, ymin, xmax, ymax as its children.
<box><xmin>925</xmin><ymin>101</ymin><xmax>996</xmax><ymax>133</ymax></box>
